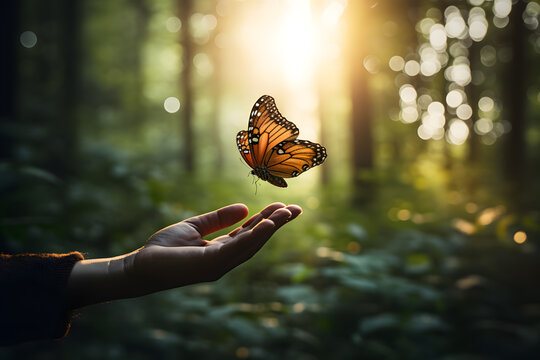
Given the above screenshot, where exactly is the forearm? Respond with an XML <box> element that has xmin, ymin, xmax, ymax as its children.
<box><xmin>66</xmin><ymin>251</ymin><xmax>140</xmax><ymax>309</ymax></box>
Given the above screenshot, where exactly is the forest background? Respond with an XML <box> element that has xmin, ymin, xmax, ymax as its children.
<box><xmin>1</xmin><ymin>0</ymin><xmax>540</xmax><ymax>359</ymax></box>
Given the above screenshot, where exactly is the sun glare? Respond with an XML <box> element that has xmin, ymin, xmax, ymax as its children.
<box><xmin>276</xmin><ymin>0</ymin><xmax>317</xmax><ymax>86</ymax></box>
<box><xmin>225</xmin><ymin>0</ymin><xmax>346</xmax><ymax>142</ymax></box>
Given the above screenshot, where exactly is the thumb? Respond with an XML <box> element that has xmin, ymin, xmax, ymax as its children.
<box><xmin>184</xmin><ymin>203</ymin><xmax>249</xmax><ymax>237</ymax></box>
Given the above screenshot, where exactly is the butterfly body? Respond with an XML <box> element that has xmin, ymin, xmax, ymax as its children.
<box><xmin>237</xmin><ymin>95</ymin><xmax>327</xmax><ymax>187</ymax></box>
<box><xmin>250</xmin><ymin>167</ymin><xmax>288</xmax><ymax>187</ymax></box>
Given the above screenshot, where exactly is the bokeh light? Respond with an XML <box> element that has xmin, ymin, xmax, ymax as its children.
<box><xmin>480</xmin><ymin>45</ymin><xmax>497</xmax><ymax>66</ymax></box>
<box><xmin>429</xmin><ymin>24</ymin><xmax>447</xmax><ymax>50</ymax></box>
<box><xmin>399</xmin><ymin>84</ymin><xmax>417</xmax><ymax>104</ymax></box>
<box><xmin>20</xmin><ymin>31</ymin><xmax>37</xmax><ymax>48</ymax></box>
<box><xmin>404</xmin><ymin>60</ymin><xmax>420</xmax><ymax>76</ymax></box>
<box><xmin>446</xmin><ymin>62</ymin><xmax>472</xmax><ymax>86</ymax></box>
<box><xmin>468</xmin><ymin>7</ymin><xmax>488</xmax><ymax>41</ymax></box>
<box><xmin>513</xmin><ymin>231</ymin><xmax>527</xmax><ymax>244</ymax></box>
<box><xmin>419</xmin><ymin>46</ymin><xmax>442</xmax><ymax>76</ymax></box>
<box><xmin>448</xmin><ymin>119</ymin><xmax>469</xmax><ymax>145</ymax></box>
<box><xmin>193</xmin><ymin>52</ymin><xmax>213</xmax><ymax>77</ymax></box>
<box><xmin>363</xmin><ymin>55</ymin><xmax>381</xmax><ymax>74</ymax></box>
<box><xmin>401</xmin><ymin>106</ymin><xmax>419</xmax><ymax>123</ymax></box>
<box><xmin>474</xmin><ymin>118</ymin><xmax>493</xmax><ymax>135</ymax></box>
<box><xmin>164</xmin><ymin>97</ymin><xmax>180</xmax><ymax>113</ymax></box>
<box><xmin>524</xmin><ymin>2</ymin><xmax>540</xmax><ymax>30</ymax></box>
<box><xmin>389</xmin><ymin>55</ymin><xmax>405</xmax><ymax>71</ymax></box>
<box><xmin>418</xmin><ymin>94</ymin><xmax>433</xmax><ymax>109</ymax></box>
<box><xmin>201</xmin><ymin>14</ymin><xmax>218</xmax><ymax>31</ymax></box>
<box><xmin>478</xmin><ymin>96</ymin><xmax>495</xmax><ymax>112</ymax></box>
<box><xmin>493</xmin><ymin>0</ymin><xmax>512</xmax><ymax>18</ymax></box>
<box><xmin>418</xmin><ymin>17</ymin><xmax>435</xmax><ymax>35</ymax></box>
<box><xmin>456</xmin><ymin>104</ymin><xmax>473</xmax><ymax>120</ymax></box>
<box><xmin>427</xmin><ymin>101</ymin><xmax>445</xmax><ymax>115</ymax></box>
<box><xmin>166</xmin><ymin>17</ymin><xmax>182</xmax><ymax>32</ymax></box>
<box><xmin>445</xmin><ymin>6</ymin><xmax>467</xmax><ymax>39</ymax></box>
<box><xmin>446</xmin><ymin>89</ymin><xmax>464</xmax><ymax>108</ymax></box>
<box><xmin>493</xmin><ymin>16</ymin><xmax>510</xmax><ymax>28</ymax></box>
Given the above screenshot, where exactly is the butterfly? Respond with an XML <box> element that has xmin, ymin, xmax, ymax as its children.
<box><xmin>236</xmin><ymin>95</ymin><xmax>327</xmax><ymax>187</ymax></box>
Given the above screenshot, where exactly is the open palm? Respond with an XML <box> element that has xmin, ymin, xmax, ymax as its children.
<box><xmin>121</xmin><ymin>202</ymin><xmax>302</xmax><ymax>295</ymax></box>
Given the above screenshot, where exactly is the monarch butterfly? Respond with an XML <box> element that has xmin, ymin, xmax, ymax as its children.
<box><xmin>236</xmin><ymin>95</ymin><xmax>327</xmax><ymax>187</ymax></box>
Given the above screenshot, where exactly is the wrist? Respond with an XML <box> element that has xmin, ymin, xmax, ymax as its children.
<box><xmin>66</xmin><ymin>252</ymin><xmax>136</xmax><ymax>309</ymax></box>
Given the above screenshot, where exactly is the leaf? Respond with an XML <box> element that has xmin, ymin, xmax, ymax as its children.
<box><xmin>359</xmin><ymin>313</ymin><xmax>400</xmax><ymax>334</ymax></box>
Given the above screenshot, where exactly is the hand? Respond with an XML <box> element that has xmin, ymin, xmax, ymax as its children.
<box><xmin>122</xmin><ymin>202</ymin><xmax>302</xmax><ymax>294</ymax></box>
<box><xmin>67</xmin><ymin>202</ymin><xmax>302</xmax><ymax>309</ymax></box>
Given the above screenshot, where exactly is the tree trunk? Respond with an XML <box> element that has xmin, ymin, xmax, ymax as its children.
<box><xmin>56</xmin><ymin>0</ymin><xmax>82</xmax><ymax>180</ymax></box>
<box><xmin>317</xmin><ymin>73</ymin><xmax>330</xmax><ymax>186</ymax></box>
<box><xmin>503</xmin><ymin>0</ymin><xmax>526</xmax><ymax>205</ymax></box>
<box><xmin>347</xmin><ymin>1</ymin><xmax>374</xmax><ymax>204</ymax></box>
<box><xmin>314</xmin><ymin>0</ymin><xmax>329</xmax><ymax>186</ymax></box>
<box><xmin>0</xmin><ymin>0</ymin><xmax>19</xmax><ymax>161</ymax></box>
<box><xmin>210</xmin><ymin>19</ymin><xmax>224</xmax><ymax>175</ymax></box>
<box><xmin>179</xmin><ymin>0</ymin><xmax>195</xmax><ymax>173</ymax></box>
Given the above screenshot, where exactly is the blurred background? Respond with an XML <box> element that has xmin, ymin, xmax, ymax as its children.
<box><xmin>1</xmin><ymin>0</ymin><xmax>540</xmax><ymax>358</ymax></box>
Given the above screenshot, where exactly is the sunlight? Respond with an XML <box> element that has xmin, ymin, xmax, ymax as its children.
<box><xmin>226</xmin><ymin>0</ymin><xmax>348</xmax><ymax>143</ymax></box>
<box><xmin>322</xmin><ymin>1</ymin><xmax>346</xmax><ymax>27</ymax></box>
<box><xmin>275</xmin><ymin>0</ymin><xmax>317</xmax><ymax>86</ymax></box>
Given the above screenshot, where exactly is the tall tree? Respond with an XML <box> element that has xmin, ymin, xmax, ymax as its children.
<box><xmin>56</xmin><ymin>0</ymin><xmax>82</xmax><ymax>180</ymax></box>
<box><xmin>210</xmin><ymin>15</ymin><xmax>224</xmax><ymax>175</ymax></box>
<box><xmin>502</xmin><ymin>0</ymin><xmax>526</xmax><ymax>202</ymax></box>
<box><xmin>0</xmin><ymin>0</ymin><xmax>19</xmax><ymax>161</ymax></box>
<box><xmin>179</xmin><ymin>0</ymin><xmax>195</xmax><ymax>173</ymax></box>
<box><xmin>314</xmin><ymin>0</ymin><xmax>329</xmax><ymax>186</ymax></box>
<box><xmin>346</xmin><ymin>1</ymin><xmax>374</xmax><ymax>203</ymax></box>
<box><xmin>132</xmin><ymin>0</ymin><xmax>150</xmax><ymax>128</ymax></box>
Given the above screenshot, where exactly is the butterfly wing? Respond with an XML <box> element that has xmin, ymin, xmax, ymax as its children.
<box><xmin>266</xmin><ymin>140</ymin><xmax>327</xmax><ymax>178</ymax></box>
<box><xmin>247</xmin><ymin>95</ymin><xmax>300</xmax><ymax>167</ymax></box>
<box><xmin>238</xmin><ymin>95</ymin><xmax>328</xmax><ymax>187</ymax></box>
<box><xmin>236</xmin><ymin>130</ymin><xmax>255</xmax><ymax>169</ymax></box>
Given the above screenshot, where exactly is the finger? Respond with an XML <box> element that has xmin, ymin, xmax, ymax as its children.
<box><xmin>219</xmin><ymin>207</ymin><xmax>290</xmax><ymax>249</ymax></box>
<box><xmin>239</xmin><ymin>208</ymin><xmax>292</xmax><ymax>249</ymax></box>
<box><xmin>185</xmin><ymin>203</ymin><xmax>249</xmax><ymax>237</ymax></box>
<box><xmin>240</xmin><ymin>202</ymin><xmax>286</xmax><ymax>230</ymax></box>
<box><xmin>229</xmin><ymin>203</ymin><xmax>299</xmax><ymax>238</ymax></box>
<box><xmin>228</xmin><ymin>202</ymin><xmax>286</xmax><ymax>237</ymax></box>
<box><xmin>212</xmin><ymin>208</ymin><xmax>297</xmax><ymax>274</ymax></box>
<box><xmin>285</xmin><ymin>205</ymin><xmax>302</xmax><ymax>221</ymax></box>
<box><xmin>259</xmin><ymin>207</ymin><xmax>292</xmax><ymax>232</ymax></box>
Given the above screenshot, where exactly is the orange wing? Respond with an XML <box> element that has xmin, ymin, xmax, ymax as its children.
<box><xmin>236</xmin><ymin>130</ymin><xmax>255</xmax><ymax>169</ymax></box>
<box><xmin>246</xmin><ymin>95</ymin><xmax>299</xmax><ymax>167</ymax></box>
<box><xmin>266</xmin><ymin>140</ymin><xmax>327</xmax><ymax>178</ymax></box>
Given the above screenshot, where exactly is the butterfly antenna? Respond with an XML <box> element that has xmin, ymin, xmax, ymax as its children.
<box><xmin>238</xmin><ymin>157</ymin><xmax>250</xmax><ymax>170</ymax></box>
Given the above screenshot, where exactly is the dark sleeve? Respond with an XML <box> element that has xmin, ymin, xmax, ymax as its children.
<box><xmin>0</xmin><ymin>252</ymin><xmax>84</xmax><ymax>346</ymax></box>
